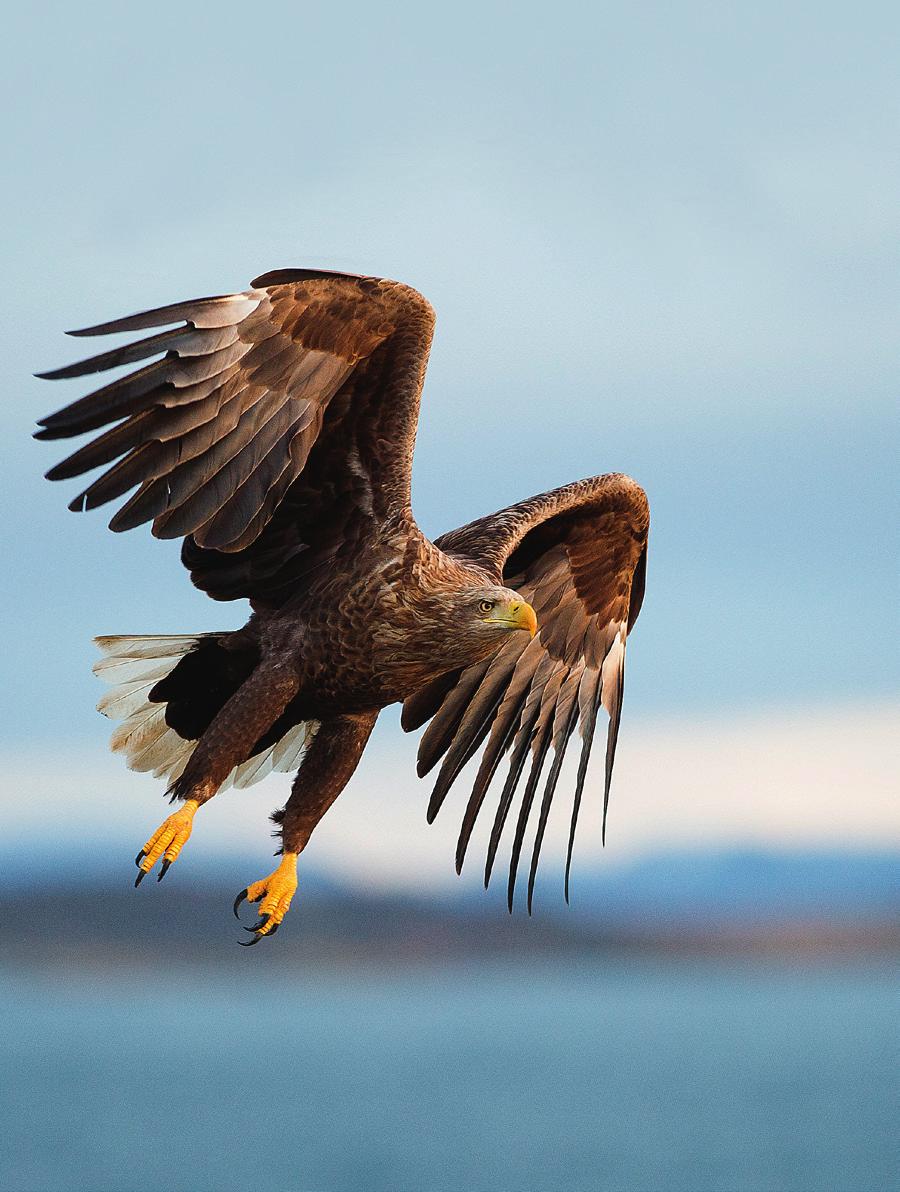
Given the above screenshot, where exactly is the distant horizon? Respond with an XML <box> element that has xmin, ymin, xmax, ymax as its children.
<box><xmin>6</xmin><ymin>844</ymin><xmax>898</xmax><ymax>975</ymax></box>
<box><xmin>5</xmin><ymin>836</ymin><xmax>897</xmax><ymax>909</ymax></box>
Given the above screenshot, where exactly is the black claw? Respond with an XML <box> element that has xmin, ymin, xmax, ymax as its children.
<box><xmin>233</xmin><ymin>889</ymin><xmax>249</xmax><ymax>920</ymax></box>
<box><xmin>157</xmin><ymin>859</ymin><xmax>171</xmax><ymax>882</ymax></box>
<box><xmin>134</xmin><ymin>868</ymin><xmax>147</xmax><ymax>888</ymax></box>
<box><xmin>236</xmin><ymin>910</ymin><xmax>280</xmax><ymax>946</ymax></box>
<box><xmin>134</xmin><ymin>850</ymin><xmax>146</xmax><ymax>867</ymax></box>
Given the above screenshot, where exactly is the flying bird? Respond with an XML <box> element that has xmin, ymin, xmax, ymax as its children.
<box><xmin>36</xmin><ymin>268</ymin><xmax>649</xmax><ymax>942</ymax></box>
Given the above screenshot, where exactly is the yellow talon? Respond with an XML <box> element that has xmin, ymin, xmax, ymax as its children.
<box><xmin>135</xmin><ymin>799</ymin><xmax>198</xmax><ymax>885</ymax></box>
<box><xmin>238</xmin><ymin>852</ymin><xmax>298</xmax><ymax>939</ymax></box>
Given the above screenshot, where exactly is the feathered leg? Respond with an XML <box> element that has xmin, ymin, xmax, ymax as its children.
<box><xmin>234</xmin><ymin>711</ymin><xmax>378</xmax><ymax>943</ymax></box>
<box><xmin>134</xmin><ymin>662</ymin><xmax>300</xmax><ymax>885</ymax></box>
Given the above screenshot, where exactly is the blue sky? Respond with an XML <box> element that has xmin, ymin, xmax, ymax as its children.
<box><xmin>1</xmin><ymin>2</ymin><xmax>896</xmax><ymax>878</ymax></box>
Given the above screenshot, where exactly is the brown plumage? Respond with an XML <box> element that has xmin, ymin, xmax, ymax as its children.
<box><xmin>37</xmin><ymin>267</ymin><xmax>650</xmax><ymax>939</ymax></box>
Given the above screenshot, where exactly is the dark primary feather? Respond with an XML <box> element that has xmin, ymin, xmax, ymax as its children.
<box><xmin>404</xmin><ymin>474</ymin><xmax>649</xmax><ymax>910</ymax></box>
<box><xmin>505</xmin><ymin>665</ymin><xmax>565</xmax><ymax>912</ymax></box>
<box><xmin>564</xmin><ymin>668</ymin><xmax>602</xmax><ymax>902</ymax></box>
<box><xmin>423</xmin><ymin>640</ymin><xmax>523</xmax><ymax>819</ymax></box>
<box><xmin>400</xmin><ymin>669</ymin><xmax>464</xmax><ymax>734</ymax></box>
<box><xmin>453</xmin><ymin>648</ymin><xmax>543</xmax><ymax>872</ymax></box>
<box><xmin>65</xmin><ymin>293</ymin><xmax>261</xmax><ymax>337</ymax></box>
<box><xmin>37</xmin><ymin>271</ymin><xmax>435</xmax><ymax>604</ymax></box>
<box><xmin>36</xmin><ymin>325</ymin><xmax>221</xmax><ymax>380</ymax></box>
<box><xmin>527</xmin><ymin>670</ymin><xmax>583</xmax><ymax>912</ymax></box>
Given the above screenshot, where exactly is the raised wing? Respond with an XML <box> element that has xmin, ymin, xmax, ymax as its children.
<box><xmin>402</xmin><ymin>474</ymin><xmax>649</xmax><ymax>911</ymax></box>
<box><xmin>37</xmin><ymin>269</ymin><xmax>434</xmax><ymax>605</ymax></box>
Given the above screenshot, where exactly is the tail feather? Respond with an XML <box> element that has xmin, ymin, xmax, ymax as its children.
<box><xmin>97</xmin><ymin>680</ymin><xmax>162</xmax><ymax>720</ymax></box>
<box><xmin>93</xmin><ymin>634</ymin><xmax>317</xmax><ymax>790</ymax></box>
<box><xmin>95</xmin><ymin>634</ymin><xmax>202</xmax><ymax>660</ymax></box>
<box><xmin>108</xmin><ymin>701</ymin><xmax>169</xmax><ymax>756</ymax></box>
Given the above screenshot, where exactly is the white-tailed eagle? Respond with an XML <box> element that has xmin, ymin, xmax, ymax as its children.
<box><xmin>37</xmin><ymin>268</ymin><xmax>649</xmax><ymax>942</ymax></box>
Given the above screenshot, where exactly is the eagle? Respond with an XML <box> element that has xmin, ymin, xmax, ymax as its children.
<box><xmin>37</xmin><ymin>268</ymin><xmax>649</xmax><ymax>943</ymax></box>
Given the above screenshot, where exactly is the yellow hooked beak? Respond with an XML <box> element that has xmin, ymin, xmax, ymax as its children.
<box><xmin>490</xmin><ymin>599</ymin><xmax>538</xmax><ymax>638</ymax></box>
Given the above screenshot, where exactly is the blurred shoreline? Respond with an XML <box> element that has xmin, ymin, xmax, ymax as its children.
<box><xmin>4</xmin><ymin>846</ymin><xmax>897</xmax><ymax>974</ymax></box>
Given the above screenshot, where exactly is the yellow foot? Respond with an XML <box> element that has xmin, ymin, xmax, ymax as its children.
<box><xmin>134</xmin><ymin>800</ymin><xmax>199</xmax><ymax>886</ymax></box>
<box><xmin>233</xmin><ymin>853</ymin><xmax>299</xmax><ymax>945</ymax></box>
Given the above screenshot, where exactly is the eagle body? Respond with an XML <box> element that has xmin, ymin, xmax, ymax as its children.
<box><xmin>160</xmin><ymin>525</ymin><xmax>525</xmax><ymax>734</ymax></box>
<box><xmin>38</xmin><ymin>267</ymin><xmax>650</xmax><ymax>939</ymax></box>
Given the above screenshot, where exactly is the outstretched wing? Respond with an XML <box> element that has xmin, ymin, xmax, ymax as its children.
<box><xmin>401</xmin><ymin>474</ymin><xmax>649</xmax><ymax>911</ymax></box>
<box><xmin>37</xmin><ymin>269</ymin><xmax>434</xmax><ymax>607</ymax></box>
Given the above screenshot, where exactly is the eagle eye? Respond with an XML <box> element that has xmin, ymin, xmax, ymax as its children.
<box><xmin>478</xmin><ymin>599</ymin><xmax>495</xmax><ymax>613</ymax></box>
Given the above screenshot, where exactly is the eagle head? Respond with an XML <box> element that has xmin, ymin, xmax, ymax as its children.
<box><xmin>464</xmin><ymin>586</ymin><xmax>538</xmax><ymax>641</ymax></box>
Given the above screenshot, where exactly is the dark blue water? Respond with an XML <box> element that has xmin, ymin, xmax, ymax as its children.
<box><xmin>1</xmin><ymin>962</ymin><xmax>895</xmax><ymax>1192</ymax></box>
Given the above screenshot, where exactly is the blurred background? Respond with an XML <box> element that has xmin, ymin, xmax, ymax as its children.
<box><xmin>2</xmin><ymin>2</ymin><xmax>897</xmax><ymax>1190</ymax></box>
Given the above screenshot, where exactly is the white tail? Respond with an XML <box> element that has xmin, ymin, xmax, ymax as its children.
<box><xmin>93</xmin><ymin>635</ymin><xmax>317</xmax><ymax>790</ymax></box>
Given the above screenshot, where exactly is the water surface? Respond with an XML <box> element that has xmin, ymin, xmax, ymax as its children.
<box><xmin>1</xmin><ymin>961</ymin><xmax>894</xmax><ymax>1191</ymax></box>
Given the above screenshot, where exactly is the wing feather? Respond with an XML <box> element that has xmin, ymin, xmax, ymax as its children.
<box><xmin>484</xmin><ymin>653</ymin><xmax>558</xmax><ymax>886</ymax></box>
<box><xmin>416</xmin><ymin>661</ymin><xmax>493</xmax><ymax>781</ymax></box>
<box><xmin>35</xmin><ymin>358</ymin><xmax>174</xmax><ymax>438</ymax></box>
<box><xmin>38</xmin><ymin>271</ymin><xmax>435</xmax><ymax>591</ymax></box>
<box><xmin>37</xmin><ymin>325</ymin><xmax>235</xmax><ymax>380</ymax></box>
<box><xmin>506</xmin><ymin>703</ymin><xmax>558</xmax><ymax>912</ymax></box>
<box><xmin>453</xmin><ymin>641</ymin><xmax>544</xmax><ymax>872</ymax></box>
<box><xmin>425</xmin><ymin>637</ymin><xmax>526</xmax><ymax>822</ymax></box>
<box><xmin>484</xmin><ymin>700</ymin><xmax>542</xmax><ymax>888</ymax></box>
<box><xmin>526</xmin><ymin>669</ymin><xmax>583</xmax><ymax>912</ymax></box>
<box><xmin>66</xmin><ymin>293</ymin><xmax>263</xmax><ymax>337</ymax></box>
<box><xmin>404</xmin><ymin>473</ymin><xmax>649</xmax><ymax>907</ymax></box>
<box><xmin>564</xmin><ymin>667</ymin><xmax>603</xmax><ymax>901</ymax></box>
